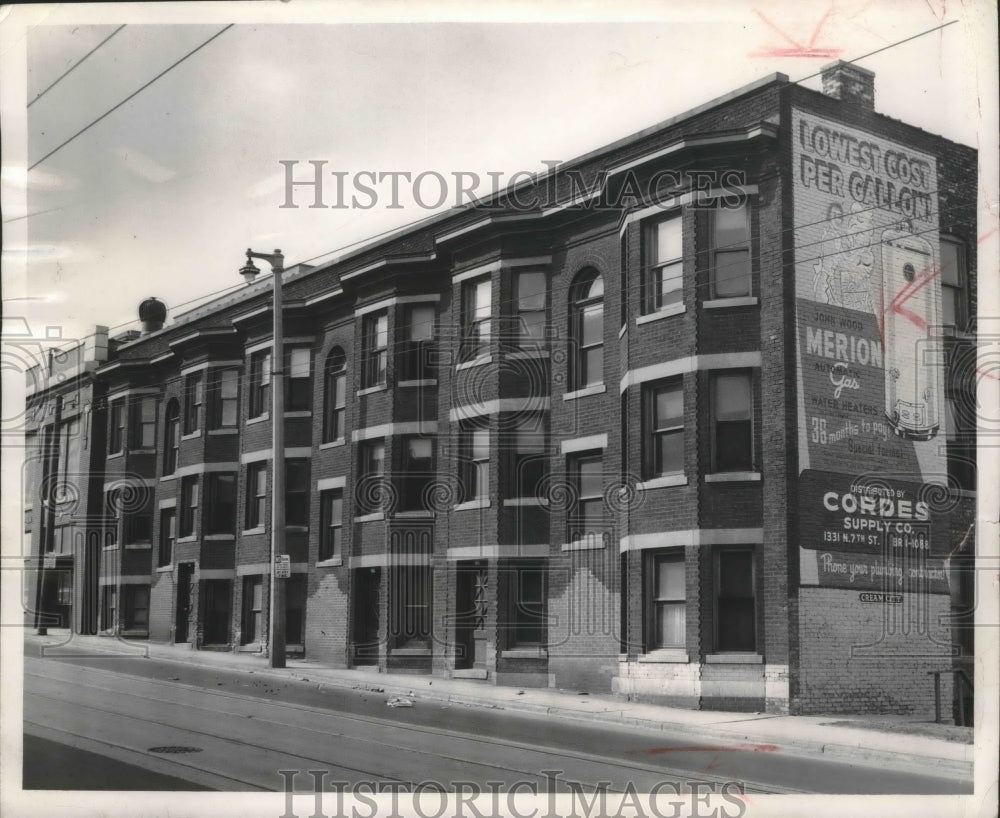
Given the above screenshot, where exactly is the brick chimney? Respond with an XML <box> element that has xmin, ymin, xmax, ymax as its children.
<box><xmin>821</xmin><ymin>61</ymin><xmax>875</xmax><ymax>110</ymax></box>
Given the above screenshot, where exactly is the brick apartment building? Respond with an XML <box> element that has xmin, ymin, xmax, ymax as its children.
<box><xmin>24</xmin><ymin>62</ymin><xmax>978</xmax><ymax>717</ymax></box>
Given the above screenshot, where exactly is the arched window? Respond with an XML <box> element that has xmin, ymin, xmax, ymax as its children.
<box><xmin>323</xmin><ymin>347</ymin><xmax>347</xmax><ymax>443</ymax></box>
<box><xmin>570</xmin><ymin>268</ymin><xmax>604</xmax><ymax>390</ymax></box>
<box><xmin>163</xmin><ymin>399</ymin><xmax>180</xmax><ymax>475</ymax></box>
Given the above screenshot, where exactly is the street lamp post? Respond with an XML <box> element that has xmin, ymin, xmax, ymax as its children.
<box><xmin>239</xmin><ymin>248</ymin><xmax>286</xmax><ymax>668</ymax></box>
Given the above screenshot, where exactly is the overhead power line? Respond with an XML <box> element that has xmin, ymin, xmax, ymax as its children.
<box><xmin>28</xmin><ymin>25</ymin><xmax>127</xmax><ymax>108</ymax></box>
<box><xmin>794</xmin><ymin>21</ymin><xmax>957</xmax><ymax>84</ymax></box>
<box><xmin>28</xmin><ymin>24</ymin><xmax>234</xmax><ymax>171</ymax></box>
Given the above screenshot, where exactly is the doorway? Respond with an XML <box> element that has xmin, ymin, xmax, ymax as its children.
<box><xmin>202</xmin><ymin>579</ymin><xmax>232</xmax><ymax>646</ymax></box>
<box><xmin>175</xmin><ymin>563</ymin><xmax>194</xmax><ymax>643</ymax></box>
<box><xmin>352</xmin><ymin>567</ymin><xmax>380</xmax><ymax>665</ymax></box>
<box><xmin>455</xmin><ymin>561</ymin><xmax>488</xmax><ymax>670</ymax></box>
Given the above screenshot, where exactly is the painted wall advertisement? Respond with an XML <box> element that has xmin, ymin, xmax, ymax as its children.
<box><xmin>792</xmin><ymin>108</ymin><xmax>952</xmax><ymax>594</ymax></box>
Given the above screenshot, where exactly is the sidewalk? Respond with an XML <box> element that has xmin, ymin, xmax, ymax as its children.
<box><xmin>25</xmin><ymin>632</ymin><xmax>974</xmax><ymax>778</ymax></box>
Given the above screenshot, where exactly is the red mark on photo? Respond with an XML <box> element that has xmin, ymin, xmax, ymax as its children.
<box><xmin>750</xmin><ymin>7</ymin><xmax>843</xmax><ymax>59</ymax></box>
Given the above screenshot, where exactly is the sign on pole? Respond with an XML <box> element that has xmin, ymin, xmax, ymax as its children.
<box><xmin>274</xmin><ymin>554</ymin><xmax>291</xmax><ymax>579</ymax></box>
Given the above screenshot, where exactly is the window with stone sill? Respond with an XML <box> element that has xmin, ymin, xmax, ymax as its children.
<box><xmin>461</xmin><ymin>277</ymin><xmax>492</xmax><ymax>363</ymax></box>
<box><xmin>248</xmin><ymin>350</ymin><xmax>271</xmax><ymax>419</ymax></box>
<box><xmin>183</xmin><ymin>372</ymin><xmax>203</xmax><ymax>434</ymax></box>
<box><xmin>323</xmin><ymin>347</ymin><xmax>347</xmax><ymax>443</ymax></box>
<box><xmin>569</xmin><ymin>268</ymin><xmax>604</xmax><ymax>391</ymax></box>
<box><xmin>644</xmin><ymin>379</ymin><xmax>684</xmax><ymax>479</ymax></box>
<box><xmin>710</xmin><ymin>203</ymin><xmax>751</xmax><ymax>299</ymax></box>
<box><xmin>648</xmin><ymin>551</ymin><xmax>685</xmax><ymax>651</ymax></box>
<box><xmin>362</xmin><ymin>312</ymin><xmax>389</xmax><ymax>388</ymax></box>
<box><xmin>643</xmin><ymin>213</ymin><xmax>683</xmax><ymax>314</ymax></box>
<box><xmin>711</xmin><ymin>370</ymin><xmax>754</xmax><ymax>472</ymax></box>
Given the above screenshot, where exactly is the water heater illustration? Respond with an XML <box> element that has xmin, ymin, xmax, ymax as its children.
<box><xmin>880</xmin><ymin>224</ymin><xmax>942</xmax><ymax>441</ymax></box>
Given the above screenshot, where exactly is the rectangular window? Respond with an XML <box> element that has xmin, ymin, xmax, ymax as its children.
<box><xmin>126</xmin><ymin>511</ymin><xmax>152</xmax><ymax>544</ymax></box>
<box><xmin>319</xmin><ymin>489</ymin><xmax>344</xmax><ymax>561</ymax></box>
<box><xmin>645</xmin><ymin>381</ymin><xmax>684</xmax><ymax>477</ymax></box>
<box><xmin>509</xmin><ymin>417</ymin><xmax>546</xmax><ymax>499</ymax></box>
<box><xmin>109</xmin><ymin>400</ymin><xmax>125</xmax><ymax>454</ymax></box>
<box><xmin>568</xmin><ymin>452</ymin><xmax>603</xmax><ymax>544</ymax></box>
<box><xmin>131</xmin><ymin>397</ymin><xmax>157</xmax><ymax>448</ymax></box>
<box><xmin>123</xmin><ymin>585</ymin><xmax>150</xmax><ymax>631</ymax></box>
<box><xmin>209</xmin><ymin>369</ymin><xmax>239</xmax><ymax>428</ymax></box>
<box><xmin>286</xmin><ymin>347</ymin><xmax>312</xmax><ymax>411</ymax></box>
<box><xmin>249</xmin><ymin>351</ymin><xmax>271</xmax><ymax>418</ymax></box>
<box><xmin>183</xmin><ymin>373</ymin><xmax>203</xmax><ymax>434</ymax></box>
<box><xmin>575</xmin><ymin>299</ymin><xmax>603</xmax><ymax>389</ymax></box>
<box><xmin>105</xmin><ymin>489</ymin><xmax>121</xmax><ymax>548</ymax></box>
<box><xmin>323</xmin><ymin>355</ymin><xmax>347</xmax><ymax>442</ymax></box>
<box><xmin>400</xmin><ymin>436</ymin><xmax>434</xmax><ymax>511</ymax></box>
<box><xmin>507</xmin><ymin>560</ymin><xmax>546</xmax><ymax>646</ymax></box>
<box><xmin>60</xmin><ymin>418</ymin><xmax>80</xmax><ymax>476</ymax></box>
<box><xmin>357</xmin><ymin>440</ymin><xmax>386</xmax><ymax>514</ymax></box>
<box><xmin>649</xmin><ymin>552</ymin><xmax>685</xmax><ymax>650</ymax></box>
<box><xmin>246</xmin><ymin>462</ymin><xmax>267</xmax><ymax>529</ymax></box>
<box><xmin>644</xmin><ymin>214</ymin><xmax>683</xmax><ymax>313</ymax></box>
<box><xmin>285</xmin><ymin>459</ymin><xmax>310</xmax><ymax>527</ymax></box>
<box><xmin>715</xmin><ymin>548</ymin><xmax>756</xmax><ymax>652</ymax></box>
<box><xmin>460</xmin><ymin>423</ymin><xmax>489</xmax><ymax>502</ymax></box>
<box><xmin>241</xmin><ymin>575</ymin><xmax>264</xmax><ymax>645</ymax></box>
<box><xmin>164</xmin><ymin>405</ymin><xmax>180</xmax><ymax>475</ymax></box>
<box><xmin>712</xmin><ymin>204</ymin><xmax>751</xmax><ymax>298</ymax></box>
<box><xmin>940</xmin><ymin>237</ymin><xmax>967</xmax><ymax>330</ymax></box>
<box><xmin>159</xmin><ymin>508</ymin><xmax>176</xmax><ymax>567</ymax></box>
<box><xmin>401</xmin><ymin>303</ymin><xmax>436</xmax><ymax>381</ymax></box>
<box><xmin>515</xmin><ymin>271</ymin><xmax>547</xmax><ymax>346</ymax></box>
<box><xmin>462</xmin><ymin>277</ymin><xmax>492</xmax><ymax>361</ymax></box>
<box><xmin>362</xmin><ymin>313</ymin><xmax>389</xmax><ymax>388</ymax></box>
<box><xmin>712</xmin><ymin>371</ymin><xmax>753</xmax><ymax>472</ymax></box>
<box><xmin>180</xmin><ymin>476</ymin><xmax>198</xmax><ymax>537</ymax></box>
<box><xmin>206</xmin><ymin>472</ymin><xmax>237</xmax><ymax>535</ymax></box>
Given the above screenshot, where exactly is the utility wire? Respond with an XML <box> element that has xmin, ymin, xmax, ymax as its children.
<box><xmin>28</xmin><ymin>25</ymin><xmax>126</xmax><ymax>108</ymax></box>
<box><xmin>28</xmin><ymin>24</ymin><xmax>233</xmax><ymax>171</ymax></box>
<box><xmin>794</xmin><ymin>21</ymin><xmax>958</xmax><ymax>84</ymax></box>
<box><xmin>23</xmin><ymin>20</ymin><xmax>968</xmax><ymax>337</ymax></box>
<box><xmin>64</xmin><ymin>200</ymin><xmax>966</xmax><ymax>347</ymax></box>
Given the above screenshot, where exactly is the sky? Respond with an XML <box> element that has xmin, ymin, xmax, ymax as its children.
<box><xmin>1</xmin><ymin>6</ymin><xmax>998</xmax><ymax>812</ymax></box>
<box><xmin>1</xmin><ymin>0</ymin><xmax>996</xmax><ymax>350</ymax></box>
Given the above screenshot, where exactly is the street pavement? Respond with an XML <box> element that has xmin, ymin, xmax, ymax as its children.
<box><xmin>18</xmin><ymin>632</ymin><xmax>973</xmax><ymax>794</ymax></box>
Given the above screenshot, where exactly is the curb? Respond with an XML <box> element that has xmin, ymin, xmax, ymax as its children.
<box><xmin>28</xmin><ymin>635</ymin><xmax>973</xmax><ymax>780</ymax></box>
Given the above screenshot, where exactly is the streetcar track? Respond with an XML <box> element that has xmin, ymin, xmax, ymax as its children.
<box><xmin>27</xmin><ymin>687</ymin><xmax>757</xmax><ymax>793</ymax></box>
<box><xmin>23</xmin><ymin>718</ymin><xmax>267</xmax><ymax>791</ymax></box>
<box><xmin>25</xmin><ymin>693</ymin><xmax>416</xmax><ymax>792</ymax></box>
<box><xmin>24</xmin><ymin>660</ymin><xmax>803</xmax><ymax>794</ymax></box>
<box><xmin>26</xmin><ymin>664</ymin><xmax>763</xmax><ymax>779</ymax></box>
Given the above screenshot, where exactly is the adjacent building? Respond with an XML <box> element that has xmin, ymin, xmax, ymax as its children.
<box><xmin>24</xmin><ymin>62</ymin><xmax>978</xmax><ymax>717</ymax></box>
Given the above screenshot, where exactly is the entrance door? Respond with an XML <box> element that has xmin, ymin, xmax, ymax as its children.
<box><xmin>455</xmin><ymin>561</ymin><xmax>488</xmax><ymax>670</ymax></box>
<box><xmin>175</xmin><ymin>563</ymin><xmax>194</xmax><ymax>643</ymax></box>
<box><xmin>241</xmin><ymin>575</ymin><xmax>263</xmax><ymax>646</ymax></box>
<box><xmin>202</xmin><ymin>580</ymin><xmax>232</xmax><ymax>645</ymax></box>
<box><xmin>352</xmin><ymin>568</ymin><xmax>380</xmax><ymax>665</ymax></box>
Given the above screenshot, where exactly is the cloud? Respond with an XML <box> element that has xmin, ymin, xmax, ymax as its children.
<box><xmin>1</xmin><ymin>166</ymin><xmax>67</xmax><ymax>190</ymax></box>
<box><xmin>111</xmin><ymin>147</ymin><xmax>176</xmax><ymax>183</ymax></box>
<box><xmin>245</xmin><ymin>171</ymin><xmax>286</xmax><ymax>201</ymax></box>
<box><xmin>1</xmin><ymin>244</ymin><xmax>74</xmax><ymax>261</ymax></box>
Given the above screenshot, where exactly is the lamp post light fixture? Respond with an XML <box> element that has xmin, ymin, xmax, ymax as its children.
<box><xmin>239</xmin><ymin>248</ymin><xmax>286</xmax><ymax>668</ymax></box>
